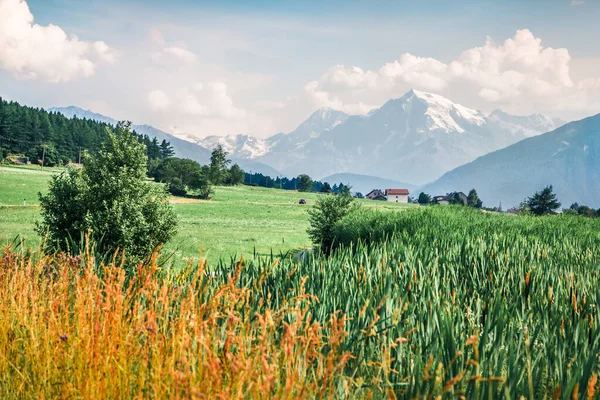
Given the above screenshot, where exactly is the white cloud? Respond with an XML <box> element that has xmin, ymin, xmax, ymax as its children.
<box><xmin>183</xmin><ymin>82</ymin><xmax>246</xmax><ymax>120</ymax></box>
<box><xmin>305</xmin><ymin>29</ymin><xmax>598</xmax><ymax>116</ymax></box>
<box><xmin>0</xmin><ymin>0</ymin><xmax>117</xmax><ymax>82</ymax></box>
<box><xmin>163</xmin><ymin>46</ymin><xmax>198</xmax><ymax>64</ymax></box>
<box><xmin>380</xmin><ymin>54</ymin><xmax>449</xmax><ymax>91</ymax></box>
<box><xmin>147</xmin><ymin>89</ymin><xmax>170</xmax><ymax>111</ymax></box>
<box><xmin>182</xmin><ymin>94</ymin><xmax>209</xmax><ymax>115</ymax></box>
<box><xmin>255</xmin><ymin>99</ymin><xmax>286</xmax><ymax>110</ymax></box>
<box><xmin>571</xmin><ymin>0</ymin><xmax>585</xmax><ymax>6</ymax></box>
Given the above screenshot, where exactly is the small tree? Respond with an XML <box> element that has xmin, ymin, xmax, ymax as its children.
<box><xmin>225</xmin><ymin>164</ymin><xmax>245</xmax><ymax>186</ymax></box>
<box><xmin>297</xmin><ymin>174</ymin><xmax>313</xmax><ymax>192</ymax></box>
<box><xmin>418</xmin><ymin>192</ymin><xmax>431</xmax><ymax>205</ymax></box>
<box><xmin>320</xmin><ymin>182</ymin><xmax>332</xmax><ymax>193</ymax></box>
<box><xmin>209</xmin><ymin>145</ymin><xmax>231</xmax><ymax>185</ymax></box>
<box><xmin>37</xmin><ymin>122</ymin><xmax>178</xmax><ymax>263</ymax></box>
<box><xmin>307</xmin><ymin>195</ymin><xmax>358</xmax><ymax>253</ymax></box>
<box><xmin>339</xmin><ymin>183</ymin><xmax>352</xmax><ymax>197</ymax></box>
<box><xmin>527</xmin><ymin>185</ymin><xmax>561</xmax><ymax>216</ymax></box>
<box><xmin>467</xmin><ymin>188</ymin><xmax>483</xmax><ymax>208</ymax></box>
<box><xmin>159</xmin><ymin>140</ymin><xmax>175</xmax><ymax>159</ymax></box>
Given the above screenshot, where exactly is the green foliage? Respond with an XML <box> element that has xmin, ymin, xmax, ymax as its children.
<box><xmin>224</xmin><ymin>163</ymin><xmax>245</xmax><ymax>186</ymax></box>
<box><xmin>320</xmin><ymin>182</ymin><xmax>332</xmax><ymax>193</ymax></box>
<box><xmin>567</xmin><ymin>202</ymin><xmax>599</xmax><ymax>218</ymax></box>
<box><xmin>205</xmin><ymin>205</ymin><xmax>600</xmax><ymax>397</ymax></box>
<box><xmin>0</xmin><ymin>98</ymin><xmax>168</xmax><ymax>169</ymax></box>
<box><xmin>307</xmin><ymin>194</ymin><xmax>358</xmax><ymax>252</ymax></box>
<box><xmin>297</xmin><ymin>174</ymin><xmax>313</xmax><ymax>192</ymax></box>
<box><xmin>467</xmin><ymin>188</ymin><xmax>483</xmax><ymax>208</ymax></box>
<box><xmin>37</xmin><ymin>122</ymin><xmax>178</xmax><ymax>263</ymax></box>
<box><xmin>418</xmin><ymin>192</ymin><xmax>431</xmax><ymax>204</ymax></box>
<box><xmin>151</xmin><ymin>157</ymin><xmax>211</xmax><ymax>198</ymax></box>
<box><xmin>209</xmin><ymin>145</ymin><xmax>231</xmax><ymax>185</ymax></box>
<box><xmin>159</xmin><ymin>139</ymin><xmax>175</xmax><ymax>159</ymax></box>
<box><xmin>527</xmin><ymin>185</ymin><xmax>561</xmax><ymax>216</ymax></box>
<box><xmin>448</xmin><ymin>192</ymin><xmax>465</xmax><ymax>205</ymax></box>
<box><xmin>36</xmin><ymin>143</ymin><xmax>60</xmax><ymax>167</ymax></box>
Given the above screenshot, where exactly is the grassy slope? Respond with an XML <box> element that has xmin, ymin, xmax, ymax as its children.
<box><xmin>0</xmin><ymin>165</ymin><xmax>413</xmax><ymax>261</ymax></box>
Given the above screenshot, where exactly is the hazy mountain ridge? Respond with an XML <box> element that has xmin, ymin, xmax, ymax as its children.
<box><xmin>49</xmin><ymin>106</ymin><xmax>280</xmax><ymax>176</ymax></box>
<box><xmin>51</xmin><ymin>89</ymin><xmax>566</xmax><ymax>187</ymax></box>
<box><xmin>231</xmin><ymin>89</ymin><xmax>562</xmax><ymax>185</ymax></box>
<box><xmin>421</xmin><ymin>114</ymin><xmax>600</xmax><ymax>208</ymax></box>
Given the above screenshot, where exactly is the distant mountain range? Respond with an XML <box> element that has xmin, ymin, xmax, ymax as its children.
<box><xmin>421</xmin><ymin>113</ymin><xmax>600</xmax><ymax>208</ymax></box>
<box><xmin>51</xmin><ymin>89</ymin><xmax>569</xmax><ymax>193</ymax></box>
<box><xmin>48</xmin><ymin>106</ymin><xmax>280</xmax><ymax>176</ymax></box>
<box><xmin>191</xmin><ymin>90</ymin><xmax>564</xmax><ymax>184</ymax></box>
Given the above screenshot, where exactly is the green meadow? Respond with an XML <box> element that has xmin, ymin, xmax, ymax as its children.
<box><xmin>0</xmin><ymin>165</ymin><xmax>412</xmax><ymax>261</ymax></box>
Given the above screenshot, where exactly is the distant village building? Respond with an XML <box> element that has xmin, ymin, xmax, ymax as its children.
<box><xmin>434</xmin><ymin>192</ymin><xmax>468</xmax><ymax>205</ymax></box>
<box><xmin>366</xmin><ymin>189</ymin><xmax>386</xmax><ymax>201</ymax></box>
<box><xmin>385</xmin><ymin>189</ymin><xmax>410</xmax><ymax>203</ymax></box>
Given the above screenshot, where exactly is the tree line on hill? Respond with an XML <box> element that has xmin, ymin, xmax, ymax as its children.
<box><xmin>244</xmin><ymin>171</ymin><xmax>352</xmax><ymax>195</ymax></box>
<box><xmin>0</xmin><ymin>97</ymin><xmax>172</xmax><ymax>167</ymax></box>
<box><xmin>1</xmin><ymin>96</ymin><xmax>352</xmax><ymax>200</ymax></box>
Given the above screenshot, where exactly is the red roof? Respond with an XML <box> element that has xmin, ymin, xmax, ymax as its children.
<box><xmin>386</xmin><ymin>189</ymin><xmax>409</xmax><ymax>195</ymax></box>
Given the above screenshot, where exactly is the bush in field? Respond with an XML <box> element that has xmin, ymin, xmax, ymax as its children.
<box><xmin>307</xmin><ymin>193</ymin><xmax>358</xmax><ymax>252</ymax></box>
<box><xmin>37</xmin><ymin>122</ymin><xmax>177</xmax><ymax>261</ymax></box>
<box><xmin>151</xmin><ymin>157</ymin><xmax>212</xmax><ymax>198</ymax></box>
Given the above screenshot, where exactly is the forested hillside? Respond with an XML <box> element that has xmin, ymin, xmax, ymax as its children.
<box><xmin>0</xmin><ymin>97</ymin><xmax>172</xmax><ymax>166</ymax></box>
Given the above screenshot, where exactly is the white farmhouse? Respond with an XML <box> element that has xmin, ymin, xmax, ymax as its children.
<box><xmin>385</xmin><ymin>189</ymin><xmax>409</xmax><ymax>203</ymax></box>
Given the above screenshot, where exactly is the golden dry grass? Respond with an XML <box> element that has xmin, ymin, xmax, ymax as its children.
<box><xmin>0</xmin><ymin>245</ymin><xmax>353</xmax><ymax>399</ymax></box>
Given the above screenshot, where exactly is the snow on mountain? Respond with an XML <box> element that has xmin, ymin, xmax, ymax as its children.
<box><xmin>197</xmin><ymin>134</ymin><xmax>272</xmax><ymax>159</ymax></box>
<box><xmin>246</xmin><ymin>89</ymin><xmax>564</xmax><ymax>184</ymax></box>
<box><xmin>49</xmin><ymin>106</ymin><xmax>279</xmax><ymax>176</ymax></box>
<box><xmin>487</xmin><ymin>109</ymin><xmax>565</xmax><ymax>139</ymax></box>
<box><xmin>52</xmin><ymin>91</ymin><xmax>567</xmax><ymax>186</ymax></box>
<box><xmin>408</xmin><ymin>90</ymin><xmax>486</xmax><ymax>133</ymax></box>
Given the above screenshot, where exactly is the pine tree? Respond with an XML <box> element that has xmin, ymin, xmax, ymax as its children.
<box><xmin>527</xmin><ymin>185</ymin><xmax>561</xmax><ymax>216</ymax></box>
<box><xmin>159</xmin><ymin>139</ymin><xmax>175</xmax><ymax>159</ymax></box>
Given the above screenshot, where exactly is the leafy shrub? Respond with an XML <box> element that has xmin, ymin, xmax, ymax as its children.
<box><xmin>151</xmin><ymin>157</ymin><xmax>212</xmax><ymax>198</ymax></box>
<box><xmin>307</xmin><ymin>194</ymin><xmax>358</xmax><ymax>252</ymax></box>
<box><xmin>37</xmin><ymin>122</ymin><xmax>178</xmax><ymax>263</ymax></box>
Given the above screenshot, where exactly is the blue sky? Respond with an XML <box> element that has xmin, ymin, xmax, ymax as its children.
<box><xmin>1</xmin><ymin>0</ymin><xmax>599</xmax><ymax>138</ymax></box>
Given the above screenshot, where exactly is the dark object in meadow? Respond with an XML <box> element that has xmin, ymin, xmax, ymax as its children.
<box><xmin>299</xmin><ymin>199</ymin><xmax>307</xmax><ymax>205</ymax></box>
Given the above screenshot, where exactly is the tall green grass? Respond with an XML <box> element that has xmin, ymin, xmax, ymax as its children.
<box><xmin>207</xmin><ymin>207</ymin><xmax>600</xmax><ymax>397</ymax></box>
<box><xmin>2</xmin><ymin>206</ymin><xmax>599</xmax><ymax>398</ymax></box>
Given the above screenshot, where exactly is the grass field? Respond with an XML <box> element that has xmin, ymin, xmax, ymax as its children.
<box><xmin>2</xmin><ymin>201</ymin><xmax>600</xmax><ymax>398</ymax></box>
<box><xmin>0</xmin><ymin>165</ymin><xmax>412</xmax><ymax>261</ymax></box>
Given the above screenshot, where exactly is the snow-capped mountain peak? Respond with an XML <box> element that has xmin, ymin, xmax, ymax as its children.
<box><xmin>487</xmin><ymin>109</ymin><xmax>565</xmax><ymax>138</ymax></box>
<box><xmin>197</xmin><ymin>134</ymin><xmax>272</xmax><ymax>159</ymax></box>
<box><xmin>373</xmin><ymin>89</ymin><xmax>486</xmax><ymax>134</ymax></box>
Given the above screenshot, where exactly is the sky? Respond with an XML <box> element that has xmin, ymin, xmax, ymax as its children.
<box><xmin>1</xmin><ymin>0</ymin><xmax>600</xmax><ymax>139</ymax></box>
